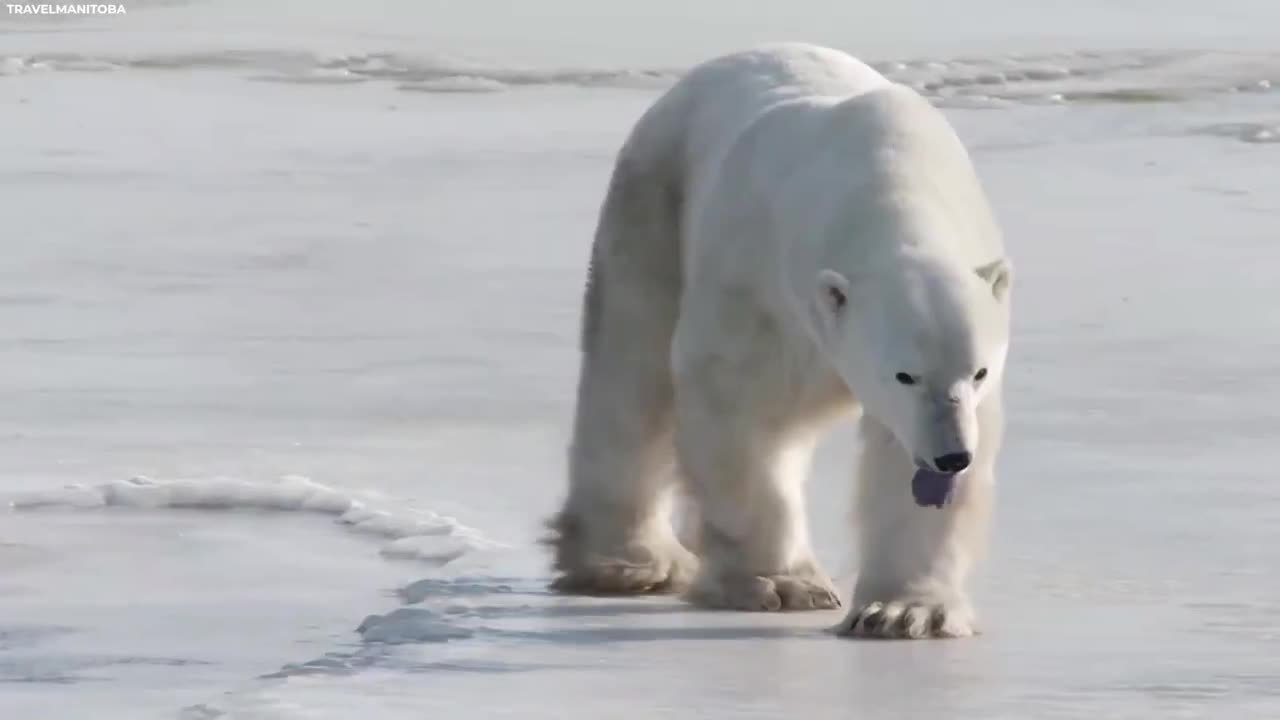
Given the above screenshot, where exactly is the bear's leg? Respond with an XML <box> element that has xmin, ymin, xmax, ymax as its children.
<box><xmin>546</xmin><ymin>156</ymin><xmax>697</xmax><ymax>595</ymax></box>
<box><xmin>835</xmin><ymin>388</ymin><xmax>1003</xmax><ymax>639</ymax></box>
<box><xmin>672</xmin><ymin>335</ymin><xmax>842</xmax><ymax>611</ymax></box>
<box><xmin>549</xmin><ymin>354</ymin><xmax>695</xmax><ymax>594</ymax></box>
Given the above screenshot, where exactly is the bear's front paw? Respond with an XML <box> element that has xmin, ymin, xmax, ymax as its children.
<box><xmin>834</xmin><ymin>599</ymin><xmax>976</xmax><ymax>639</ymax></box>
<box><xmin>687</xmin><ymin>571</ymin><xmax>842</xmax><ymax>612</ymax></box>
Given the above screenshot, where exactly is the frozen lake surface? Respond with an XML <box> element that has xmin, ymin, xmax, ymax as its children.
<box><xmin>2</xmin><ymin>2</ymin><xmax>1279</xmax><ymax>718</ymax></box>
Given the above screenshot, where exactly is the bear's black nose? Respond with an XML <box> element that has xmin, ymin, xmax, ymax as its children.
<box><xmin>933</xmin><ymin>452</ymin><xmax>972</xmax><ymax>473</ymax></box>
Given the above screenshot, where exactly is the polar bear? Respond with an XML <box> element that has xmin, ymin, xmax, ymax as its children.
<box><xmin>546</xmin><ymin>43</ymin><xmax>1012</xmax><ymax>640</ymax></box>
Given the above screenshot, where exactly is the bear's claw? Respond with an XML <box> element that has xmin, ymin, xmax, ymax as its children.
<box><xmin>834</xmin><ymin>599</ymin><xmax>976</xmax><ymax>639</ymax></box>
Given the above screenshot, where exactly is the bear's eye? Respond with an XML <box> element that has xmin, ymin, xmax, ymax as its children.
<box><xmin>974</xmin><ymin>368</ymin><xmax>988</xmax><ymax>382</ymax></box>
<box><xmin>895</xmin><ymin>372</ymin><xmax>916</xmax><ymax>386</ymax></box>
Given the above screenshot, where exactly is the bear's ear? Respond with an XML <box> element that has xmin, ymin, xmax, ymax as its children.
<box><xmin>975</xmin><ymin>257</ymin><xmax>1013</xmax><ymax>302</ymax></box>
<box><xmin>812</xmin><ymin>269</ymin><xmax>850</xmax><ymax>339</ymax></box>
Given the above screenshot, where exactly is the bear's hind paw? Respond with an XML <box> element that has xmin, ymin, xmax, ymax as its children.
<box><xmin>549</xmin><ymin>541</ymin><xmax>698</xmax><ymax>595</ymax></box>
<box><xmin>688</xmin><ymin>572</ymin><xmax>841</xmax><ymax>612</ymax></box>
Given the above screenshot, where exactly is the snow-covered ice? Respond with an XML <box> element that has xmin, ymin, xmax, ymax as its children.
<box><xmin>2</xmin><ymin>2</ymin><xmax>1279</xmax><ymax>718</ymax></box>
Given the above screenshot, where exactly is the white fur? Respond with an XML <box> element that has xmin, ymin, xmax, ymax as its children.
<box><xmin>547</xmin><ymin>43</ymin><xmax>1011</xmax><ymax>638</ymax></box>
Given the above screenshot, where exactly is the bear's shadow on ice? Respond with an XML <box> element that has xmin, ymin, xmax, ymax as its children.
<box><xmin>267</xmin><ymin>592</ymin><xmax>829</xmax><ymax>680</ymax></box>
<box><xmin>495</xmin><ymin>623</ymin><xmax>821</xmax><ymax>645</ymax></box>
<box><xmin>396</xmin><ymin>577</ymin><xmax>834</xmax><ymax>645</ymax></box>
<box><xmin>457</xmin><ymin>599</ymin><xmax>692</xmax><ymax>620</ymax></box>
<box><xmin>479</xmin><ymin>597</ymin><xmax>830</xmax><ymax>645</ymax></box>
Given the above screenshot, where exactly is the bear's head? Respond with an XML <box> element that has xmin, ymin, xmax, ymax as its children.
<box><xmin>811</xmin><ymin>253</ymin><xmax>1011</xmax><ymax>476</ymax></box>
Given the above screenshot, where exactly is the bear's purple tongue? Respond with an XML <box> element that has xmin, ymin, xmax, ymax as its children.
<box><xmin>911</xmin><ymin>469</ymin><xmax>957</xmax><ymax>508</ymax></box>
